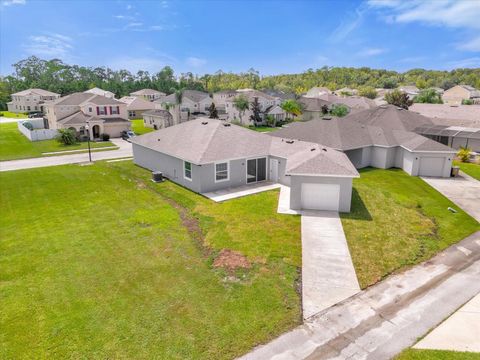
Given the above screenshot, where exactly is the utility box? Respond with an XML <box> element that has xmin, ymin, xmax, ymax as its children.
<box><xmin>451</xmin><ymin>166</ymin><xmax>460</xmax><ymax>177</ymax></box>
<box><xmin>152</xmin><ymin>171</ymin><xmax>163</xmax><ymax>182</ymax></box>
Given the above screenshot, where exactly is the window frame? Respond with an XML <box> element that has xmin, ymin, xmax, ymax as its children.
<box><xmin>214</xmin><ymin>161</ymin><xmax>230</xmax><ymax>183</ymax></box>
<box><xmin>184</xmin><ymin>161</ymin><xmax>192</xmax><ymax>181</ymax></box>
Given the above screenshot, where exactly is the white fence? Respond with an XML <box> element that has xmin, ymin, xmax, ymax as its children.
<box><xmin>18</xmin><ymin>120</ymin><xmax>58</xmax><ymax>141</ymax></box>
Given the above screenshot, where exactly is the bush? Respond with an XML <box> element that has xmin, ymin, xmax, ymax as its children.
<box><xmin>330</xmin><ymin>104</ymin><xmax>349</xmax><ymax>117</ymax></box>
<box><xmin>358</xmin><ymin>86</ymin><xmax>377</xmax><ymax>99</ymax></box>
<box><xmin>457</xmin><ymin>147</ymin><xmax>471</xmax><ymax>162</ymax></box>
<box><xmin>413</xmin><ymin>89</ymin><xmax>443</xmax><ymax>104</ymax></box>
<box><xmin>101</xmin><ymin>133</ymin><xmax>110</xmax><ymax>141</ymax></box>
<box><xmin>22</xmin><ymin>122</ymin><xmax>34</xmax><ymax>130</ymax></box>
<box><xmin>56</xmin><ymin>128</ymin><xmax>77</xmax><ymax>145</ymax></box>
<box><xmin>462</xmin><ymin>99</ymin><xmax>474</xmax><ymax>105</ymax></box>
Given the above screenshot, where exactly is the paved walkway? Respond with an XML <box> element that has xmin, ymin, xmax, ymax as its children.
<box><xmin>239</xmin><ymin>231</ymin><xmax>480</xmax><ymax>360</ymax></box>
<box><xmin>202</xmin><ymin>182</ymin><xmax>280</xmax><ymax>202</ymax></box>
<box><xmin>421</xmin><ymin>171</ymin><xmax>480</xmax><ymax>222</ymax></box>
<box><xmin>0</xmin><ymin>116</ymin><xmax>29</xmax><ymax>123</ymax></box>
<box><xmin>301</xmin><ymin>211</ymin><xmax>360</xmax><ymax>319</ymax></box>
<box><xmin>0</xmin><ymin>138</ymin><xmax>132</xmax><ymax>172</ymax></box>
<box><xmin>414</xmin><ymin>292</ymin><xmax>480</xmax><ymax>352</ymax></box>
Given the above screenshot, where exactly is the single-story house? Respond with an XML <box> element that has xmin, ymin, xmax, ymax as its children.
<box><xmin>305</xmin><ymin>87</ymin><xmax>332</xmax><ymax>98</ymax></box>
<box><xmin>271</xmin><ymin>105</ymin><xmax>456</xmax><ymax>178</ymax></box>
<box><xmin>142</xmin><ymin>109</ymin><xmax>174</xmax><ymax>130</ymax></box>
<box><xmin>119</xmin><ymin>96</ymin><xmax>157</xmax><ymax>119</ymax></box>
<box><xmin>442</xmin><ymin>85</ymin><xmax>480</xmax><ymax>105</ymax></box>
<box><xmin>132</xmin><ymin>118</ymin><xmax>359</xmax><ymax>212</ymax></box>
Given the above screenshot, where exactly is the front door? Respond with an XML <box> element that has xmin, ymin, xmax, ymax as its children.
<box><xmin>269</xmin><ymin>158</ymin><xmax>279</xmax><ymax>182</ymax></box>
<box><xmin>247</xmin><ymin>158</ymin><xmax>267</xmax><ymax>184</ymax></box>
<box><xmin>92</xmin><ymin>125</ymin><xmax>100</xmax><ymax>138</ymax></box>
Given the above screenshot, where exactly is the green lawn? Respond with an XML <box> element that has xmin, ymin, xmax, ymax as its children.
<box><xmin>341</xmin><ymin>168</ymin><xmax>480</xmax><ymax>288</ymax></box>
<box><xmin>454</xmin><ymin>160</ymin><xmax>480</xmax><ymax>181</ymax></box>
<box><xmin>396</xmin><ymin>349</ymin><xmax>480</xmax><ymax>359</ymax></box>
<box><xmin>0</xmin><ymin>111</ymin><xmax>28</xmax><ymax>118</ymax></box>
<box><xmin>0</xmin><ymin>161</ymin><xmax>301</xmax><ymax>359</ymax></box>
<box><xmin>131</xmin><ymin>119</ymin><xmax>155</xmax><ymax>135</ymax></box>
<box><xmin>0</xmin><ymin>122</ymin><xmax>113</xmax><ymax>161</ymax></box>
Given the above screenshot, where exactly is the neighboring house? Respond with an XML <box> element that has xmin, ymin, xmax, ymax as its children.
<box><xmin>7</xmin><ymin>88</ymin><xmax>60</xmax><ymax>113</ymax></box>
<box><xmin>142</xmin><ymin>109</ymin><xmax>174</xmax><ymax>130</ymax></box>
<box><xmin>119</xmin><ymin>96</ymin><xmax>156</xmax><ymax>119</ymax></box>
<box><xmin>45</xmin><ymin>92</ymin><xmax>130</xmax><ymax>139</ymax></box>
<box><xmin>442</xmin><ymin>85</ymin><xmax>480</xmax><ymax>105</ymax></box>
<box><xmin>212</xmin><ymin>90</ymin><xmax>237</xmax><ymax>119</ymax></box>
<box><xmin>398</xmin><ymin>85</ymin><xmax>420</xmax><ymax>99</ymax></box>
<box><xmin>263</xmin><ymin>89</ymin><xmax>296</xmax><ymax>101</ymax></box>
<box><xmin>155</xmin><ymin>90</ymin><xmax>212</xmax><ymax>123</ymax></box>
<box><xmin>305</xmin><ymin>87</ymin><xmax>332</xmax><ymax>98</ymax></box>
<box><xmin>409</xmin><ymin>104</ymin><xmax>480</xmax><ymax>152</ymax></box>
<box><xmin>271</xmin><ymin>105</ymin><xmax>455</xmax><ymax>178</ymax></box>
<box><xmin>298</xmin><ymin>97</ymin><xmax>331</xmax><ymax>121</ymax></box>
<box><xmin>298</xmin><ymin>94</ymin><xmax>375</xmax><ymax>120</ymax></box>
<box><xmin>132</xmin><ymin>118</ymin><xmax>359</xmax><ymax>212</ymax></box>
<box><xmin>130</xmin><ymin>88</ymin><xmax>166</xmax><ymax>102</ymax></box>
<box><xmin>84</xmin><ymin>87</ymin><xmax>116</xmax><ymax>99</ymax></box>
<box><xmin>225</xmin><ymin>90</ymin><xmax>286</xmax><ymax>125</ymax></box>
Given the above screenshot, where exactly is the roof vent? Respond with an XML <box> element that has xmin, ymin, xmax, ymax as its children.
<box><xmin>201</xmin><ymin>121</ymin><xmax>208</xmax><ymax>125</ymax></box>
<box><xmin>223</xmin><ymin>123</ymin><xmax>231</xmax><ymax>127</ymax></box>
<box><xmin>311</xmin><ymin>148</ymin><xmax>316</xmax><ymax>151</ymax></box>
<box><xmin>396</xmin><ymin>107</ymin><xmax>404</xmax><ymax>111</ymax></box>
<box><xmin>157</xmin><ymin>138</ymin><xmax>161</xmax><ymax>141</ymax></box>
<box><xmin>322</xmin><ymin>148</ymin><xmax>327</xmax><ymax>151</ymax></box>
<box><xmin>286</xmin><ymin>140</ymin><xmax>294</xmax><ymax>144</ymax></box>
<box><xmin>322</xmin><ymin>116</ymin><xmax>332</xmax><ymax>120</ymax></box>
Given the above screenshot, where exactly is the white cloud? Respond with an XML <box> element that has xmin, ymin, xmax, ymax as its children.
<box><xmin>23</xmin><ymin>33</ymin><xmax>73</xmax><ymax>58</ymax></box>
<box><xmin>398</xmin><ymin>56</ymin><xmax>426</xmax><ymax>63</ymax></box>
<box><xmin>446</xmin><ymin>57</ymin><xmax>480</xmax><ymax>69</ymax></box>
<box><xmin>369</xmin><ymin>0</ymin><xmax>480</xmax><ymax>29</ymax></box>
<box><xmin>186</xmin><ymin>57</ymin><xmax>206</xmax><ymax>68</ymax></box>
<box><xmin>126</xmin><ymin>22</ymin><xmax>143</xmax><ymax>28</ymax></box>
<box><xmin>329</xmin><ymin>6</ymin><xmax>366</xmax><ymax>42</ymax></box>
<box><xmin>126</xmin><ymin>4</ymin><xmax>132</xmax><ymax>10</ymax></box>
<box><xmin>161</xmin><ymin>1</ymin><xmax>168</xmax><ymax>8</ymax></box>
<box><xmin>1</xmin><ymin>0</ymin><xmax>25</xmax><ymax>6</ymax></box>
<box><xmin>108</xmin><ymin>56</ymin><xmax>172</xmax><ymax>73</ymax></box>
<box><xmin>457</xmin><ymin>36</ymin><xmax>480</xmax><ymax>52</ymax></box>
<box><xmin>357</xmin><ymin>47</ymin><xmax>387</xmax><ymax>57</ymax></box>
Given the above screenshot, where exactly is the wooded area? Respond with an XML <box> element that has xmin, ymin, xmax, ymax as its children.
<box><xmin>1</xmin><ymin>56</ymin><xmax>479</xmax><ymax>110</ymax></box>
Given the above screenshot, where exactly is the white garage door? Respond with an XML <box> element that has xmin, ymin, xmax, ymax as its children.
<box><xmin>418</xmin><ymin>157</ymin><xmax>445</xmax><ymax>177</ymax></box>
<box><xmin>301</xmin><ymin>183</ymin><xmax>340</xmax><ymax>211</ymax></box>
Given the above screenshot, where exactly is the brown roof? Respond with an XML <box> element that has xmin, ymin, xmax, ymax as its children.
<box><xmin>54</xmin><ymin>92</ymin><xmax>124</xmax><ymax>106</ymax></box>
<box><xmin>130</xmin><ymin>88</ymin><xmax>165</xmax><ymax>96</ymax></box>
<box><xmin>119</xmin><ymin>96</ymin><xmax>156</xmax><ymax>111</ymax></box>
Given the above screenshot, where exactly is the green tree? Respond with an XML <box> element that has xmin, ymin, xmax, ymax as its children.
<box><xmin>414</xmin><ymin>89</ymin><xmax>443</xmax><ymax>104</ymax></box>
<box><xmin>233</xmin><ymin>95</ymin><xmax>249</xmax><ymax>124</ymax></box>
<box><xmin>249</xmin><ymin>97</ymin><xmax>262</xmax><ymax>125</ymax></box>
<box><xmin>280</xmin><ymin>99</ymin><xmax>302</xmax><ymax>120</ymax></box>
<box><xmin>56</xmin><ymin>128</ymin><xmax>77</xmax><ymax>145</ymax></box>
<box><xmin>457</xmin><ymin>147</ymin><xmax>471</xmax><ymax>162</ymax></box>
<box><xmin>330</xmin><ymin>104</ymin><xmax>349</xmax><ymax>117</ymax></box>
<box><xmin>358</xmin><ymin>86</ymin><xmax>377</xmax><ymax>99</ymax></box>
<box><xmin>208</xmin><ymin>102</ymin><xmax>218</xmax><ymax>118</ymax></box>
<box><xmin>385</xmin><ymin>89</ymin><xmax>413</xmax><ymax>109</ymax></box>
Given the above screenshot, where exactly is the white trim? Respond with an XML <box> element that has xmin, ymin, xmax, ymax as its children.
<box><xmin>287</xmin><ymin>172</ymin><xmax>360</xmax><ymax>178</ymax></box>
<box><xmin>183</xmin><ymin>160</ymin><xmax>192</xmax><ymax>181</ymax></box>
<box><xmin>214</xmin><ymin>161</ymin><xmax>230</xmax><ymax>183</ymax></box>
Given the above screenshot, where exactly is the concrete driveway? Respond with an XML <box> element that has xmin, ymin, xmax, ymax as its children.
<box><xmin>421</xmin><ymin>171</ymin><xmax>480</xmax><ymax>222</ymax></box>
<box><xmin>0</xmin><ymin>138</ymin><xmax>132</xmax><ymax>172</ymax></box>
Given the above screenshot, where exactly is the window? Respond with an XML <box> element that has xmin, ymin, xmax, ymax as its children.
<box><xmin>184</xmin><ymin>161</ymin><xmax>192</xmax><ymax>180</ymax></box>
<box><xmin>129</xmin><ymin>111</ymin><xmax>136</xmax><ymax>117</ymax></box>
<box><xmin>97</xmin><ymin>106</ymin><xmax>106</xmax><ymax>115</ymax></box>
<box><xmin>27</xmin><ymin>106</ymin><xmax>30</xmax><ymax>111</ymax></box>
<box><xmin>89</xmin><ymin>107</ymin><xmax>92</xmax><ymax>112</ymax></box>
<box><xmin>111</xmin><ymin>106</ymin><xmax>120</xmax><ymax>115</ymax></box>
<box><xmin>215</xmin><ymin>162</ymin><xmax>229</xmax><ymax>182</ymax></box>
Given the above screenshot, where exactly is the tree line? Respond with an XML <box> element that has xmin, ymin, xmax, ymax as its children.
<box><xmin>1</xmin><ymin>56</ymin><xmax>479</xmax><ymax>110</ymax></box>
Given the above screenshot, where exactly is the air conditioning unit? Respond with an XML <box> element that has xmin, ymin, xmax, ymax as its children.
<box><xmin>152</xmin><ymin>171</ymin><xmax>163</xmax><ymax>182</ymax></box>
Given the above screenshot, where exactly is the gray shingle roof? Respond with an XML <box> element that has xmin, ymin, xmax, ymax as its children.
<box><xmin>345</xmin><ymin>104</ymin><xmax>434</xmax><ymax>131</ymax></box>
<box><xmin>54</xmin><ymin>92</ymin><xmax>124</xmax><ymax>106</ymax></box>
<box><xmin>130</xmin><ymin>88</ymin><xmax>165</xmax><ymax>96</ymax></box>
<box><xmin>119</xmin><ymin>96</ymin><xmax>156</xmax><ymax>111</ymax></box>
<box><xmin>132</xmin><ymin>118</ymin><xmax>358</xmax><ymax>177</ymax></box>
<box><xmin>270</xmin><ymin>110</ymin><xmax>454</xmax><ymax>153</ymax></box>
<box><xmin>142</xmin><ymin>109</ymin><xmax>173</xmax><ymax>119</ymax></box>
<box><xmin>12</xmin><ymin>88</ymin><xmax>60</xmax><ymax>96</ymax></box>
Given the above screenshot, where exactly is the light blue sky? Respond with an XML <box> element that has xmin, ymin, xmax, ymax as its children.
<box><xmin>1</xmin><ymin>0</ymin><xmax>479</xmax><ymax>76</ymax></box>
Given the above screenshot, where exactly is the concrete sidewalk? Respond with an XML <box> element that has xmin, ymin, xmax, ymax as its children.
<box><xmin>238</xmin><ymin>231</ymin><xmax>480</xmax><ymax>360</ymax></box>
<box><xmin>422</xmin><ymin>171</ymin><xmax>480</xmax><ymax>222</ymax></box>
<box><xmin>0</xmin><ymin>138</ymin><xmax>132</xmax><ymax>171</ymax></box>
<box><xmin>301</xmin><ymin>211</ymin><xmax>360</xmax><ymax>319</ymax></box>
<box><xmin>202</xmin><ymin>182</ymin><xmax>280</xmax><ymax>202</ymax></box>
<box><xmin>414</xmin><ymin>292</ymin><xmax>480</xmax><ymax>352</ymax></box>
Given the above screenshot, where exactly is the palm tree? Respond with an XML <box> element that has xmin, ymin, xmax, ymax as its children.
<box><xmin>233</xmin><ymin>95</ymin><xmax>249</xmax><ymax>124</ymax></box>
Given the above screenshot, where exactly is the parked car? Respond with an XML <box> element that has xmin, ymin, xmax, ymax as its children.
<box><xmin>121</xmin><ymin>130</ymin><xmax>137</xmax><ymax>141</ymax></box>
<box><xmin>28</xmin><ymin>111</ymin><xmax>44</xmax><ymax>118</ymax></box>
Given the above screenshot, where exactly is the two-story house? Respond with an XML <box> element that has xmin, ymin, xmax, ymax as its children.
<box><xmin>84</xmin><ymin>87</ymin><xmax>116</xmax><ymax>99</ymax></box>
<box><xmin>130</xmin><ymin>88</ymin><xmax>166</xmax><ymax>102</ymax></box>
<box><xmin>119</xmin><ymin>96</ymin><xmax>156</xmax><ymax>119</ymax></box>
<box><xmin>7</xmin><ymin>88</ymin><xmax>60</xmax><ymax>113</ymax></box>
<box><xmin>154</xmin><ymin>90</ymin><xmax>212</xmax><ymax>123</ymax></box>
<box><xmin>45</xmin><ymin>92</ymin><xmax>130</xmax><ymax>139</ymax></box>
<box><xmin>225</xmin><ymin>90</ymin><xmax>286</xmax><ymax>125</ymax></box>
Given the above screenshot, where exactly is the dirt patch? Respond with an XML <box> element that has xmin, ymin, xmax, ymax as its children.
<box><xmin>213</xmin><ymin>249</ymin><xmax>251</xmax><ymax>270</ymax></box>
